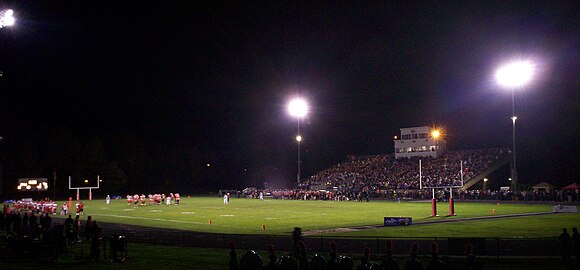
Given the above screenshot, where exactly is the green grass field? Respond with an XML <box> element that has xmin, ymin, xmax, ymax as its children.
<box><xmin>54</xmin><ymin>196</ymin><xmax>580</xmax><ymax>238</ymax></box>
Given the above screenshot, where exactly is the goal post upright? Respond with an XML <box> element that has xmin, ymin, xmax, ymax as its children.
<box><xmin>420</xmin><ymin>159</ymin><xmax>437</xmax><ymax>217</ymax></box>
<box><xmin>448</xmin><ymin>160</ymin><xmax>464</xmax><ymax>216</ymax></box>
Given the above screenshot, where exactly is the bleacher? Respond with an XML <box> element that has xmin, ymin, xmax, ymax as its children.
<box><xmin>304</xmin><ymin>148</ymin><xmax>510</xmax><ymax>192</ymax></box>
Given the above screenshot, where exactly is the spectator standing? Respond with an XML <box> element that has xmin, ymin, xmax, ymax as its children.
<box><xmin>292</xmin><ymin>227</ymin><xmax>303</xmax><ymax>256</ymax></box>
<box><xmin>404</xmin><ymin>243</ymin><xmax>424</xmax><ymax>270</ymax></box>
<box><xmin>327</xmin><ymin>241</ymin><xmax>338</xmax><ymax>270</ymax></box>
<box><xmin>40</xmin><ymin>213</ymin><xmax>52</xmax><ymax>239</ymax></box>
<box><xmin>560</xmin><ymin>228</ymin><xmax>571</xmax><ymax>264</ymax></box>
<box><xmin>85</xmin><ymin>216</ymin><xmax>94</xmax><ymax>241</ymax></box>
<box><xmin>90</xmin><ymin>221</ymin><xmax>102</xmax><ymax>261</ymax></box>
<box><xmin>571</xmin><ymin>227</ymin><xmax>580</xmax><ymax>263</ymax></box>
<box><xmin>426</xmin><ymin>242</ymin><xmax>444</xmax><ymax>270</ymax></box>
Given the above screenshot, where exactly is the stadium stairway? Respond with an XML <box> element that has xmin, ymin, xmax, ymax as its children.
<box><xmin>460</xmin><ymin>154</ymin><xmax>511</xmax><ymax>191</ymax></box>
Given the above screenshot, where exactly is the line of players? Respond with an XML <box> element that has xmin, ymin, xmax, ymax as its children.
<box><xmin>126</xmin><ymin>193</ymin><xmax>181</xmax><ymax>206</ymax></box>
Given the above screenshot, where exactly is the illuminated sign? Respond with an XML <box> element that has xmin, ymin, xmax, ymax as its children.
<box><xmin>17</xmin><ymin>178</ymin><xmax>48</xmax><ymax>191</ymax></box>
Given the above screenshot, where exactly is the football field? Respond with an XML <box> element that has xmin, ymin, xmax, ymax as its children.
<box><xmin>64</xmin><ymin>196</ymin><xmax>579</xmax><ymax>238</ymax></box>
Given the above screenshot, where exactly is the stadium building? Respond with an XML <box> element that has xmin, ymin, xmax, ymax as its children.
<box><xmin>393</xmin><ymin>126</ymin><xmax>446</xmax><ymax>159</ymax></box>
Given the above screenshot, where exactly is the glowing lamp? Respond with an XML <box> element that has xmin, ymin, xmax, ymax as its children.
<box><xmin>496</xmin><ymin>60</ymin><xmax>534</xmax><ymax>88</ymax></box>
<box><xmin>288</xmin><ymin>98</ymin><xmax>308</xmax><ymax>118</ymax></box>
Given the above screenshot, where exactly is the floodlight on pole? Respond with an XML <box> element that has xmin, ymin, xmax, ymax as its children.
<box><xmin>0</xmin><ymin>9</ymin><xmax>15</xmax><ymax>28</ymax></box>
<box><xmin>496</xmin><ymin>59</ymin><xmax>534</xmax><ymax>192</ymax></box>
<box><xmin>288</xmin><ymin>97</ymin><xmax>309</xmax><ymax>184</ymax></box>
<box><xmin>431</xmin><ymin>129</ymin><xmax>441</xmax><ymax>157</ymax></box>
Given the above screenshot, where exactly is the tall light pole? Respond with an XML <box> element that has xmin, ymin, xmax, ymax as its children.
<box><xmin>288</xmin><ymin>98</ymin><xmax>308</xmax><ymax>184</ymax></box>
<box><xmin>496</xmin><ymin>60</ymin><xmax>534</xmax><ymax>192</ymax></box>
<box><xmin>0</xmin><ymin>8</ymin><xmax>14</xmax><ymax>199</ymax></box>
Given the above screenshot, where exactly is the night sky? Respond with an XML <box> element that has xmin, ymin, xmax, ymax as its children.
<box><xmin>0</xmin><ymin>1</ymin><xmax>578</xmax><ymax>193</ymax></box>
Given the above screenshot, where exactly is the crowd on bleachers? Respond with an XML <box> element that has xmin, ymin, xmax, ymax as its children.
<box><xmin>238</xmin><ymin>148</ymin><xmax>580</xmax><ymax>203</ymax></box>
<box><xmin>241</xmin><ymin>149</ymin><xmax>509</xmax><ymax>201</ymax></box>
<box><xmin>303</xmin><ymin>148</ymin><xmax>508</xmax><ymax>193</ymax></box>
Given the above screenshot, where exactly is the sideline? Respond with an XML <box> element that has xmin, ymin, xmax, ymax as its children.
<box><xmin>302</xmin><ymin>211</ymin><xmax>561</xmax><ymax>236</ymax></box>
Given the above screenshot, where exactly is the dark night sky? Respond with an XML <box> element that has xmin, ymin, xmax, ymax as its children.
<box><xmin>0</xmin><ymin>1</ymin><xmax>578</xmax><ymax>189</ymax></box>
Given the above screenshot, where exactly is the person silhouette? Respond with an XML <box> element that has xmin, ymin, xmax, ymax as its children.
<box><xmin>571</xmin><ymin>227</ymin><xmax>580</xmax><ymax>262</ymax></box>
<box><xmin>426</xmin><ymin>242</ymin><xmax>444</xmax><ymax>270</ymax></box>
<box><xmin>404</xmin><ymin>243</ymin><xmax>424</xmax><ymax>270</ymax></box>
<box><xmin>381</xmin><ymin>240</ymin><xmax>400</xmax><ymax>270</ymax></box>
<box><xmin>560</xmin><ymin>228</ymin><xmax>571</xmax><ymax>264</ymax></box>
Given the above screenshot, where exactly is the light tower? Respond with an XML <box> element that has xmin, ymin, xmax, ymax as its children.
<box><xmin>288</xmin><ymin>98</ymin><xmax>308</xmax><ymax>184</ymax></box>
<box><xmin>496</xmin><ymin>60</ymin><xmax>534</xmax><ymax>192</ymax></box>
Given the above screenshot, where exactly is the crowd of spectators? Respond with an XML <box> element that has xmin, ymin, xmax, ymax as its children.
<box><xmin>228</xmin><ymin>239</ymin><xmax>484</xmax><ymax>270</ymax></box>
<box><xmin>239</xmin><ymin>148</ymin><xmax>580</xmax><ymax>203</ymax></box>
<box><xmin>0</xmin><ymin>204</ymin><xmax>104</xmax><ymax>262</ymax></box>
<box><xmin>239</xmin><ymin>149</ymin><xmax>510</xmax><ymax>202</ymax></box>
<box><xmin>303</xmin><ymin>148</ymin><xmax>508</xmax><ymax>194</ymax></box>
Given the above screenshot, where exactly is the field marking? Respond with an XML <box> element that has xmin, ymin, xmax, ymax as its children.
<box><xmin>123</xmin><ymin>209</ymin><xmax>135</xmax><ymax>211</ymax></box>
<box><xmin>181</xmin><ymin>212</ymin><xmax>196</xmax><ymax>214</ymax></box>
<box><xmin>219</xmin><ymin>214</ymin><xmax>235</xmax><ymax>217</ymax></box>
<box><xmin>150</xmin><ymin>210</ymin><xmax>163</xmax><ymax>213</ymax></box>
<box><xmin>90</xmin><ymin>213</ymin><xmax>240</xmax><ymax>228</ymax></box>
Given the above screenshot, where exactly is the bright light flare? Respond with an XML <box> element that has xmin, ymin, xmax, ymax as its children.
<box><xmin>296</xmin><ymin>135</ymin><xmax>302</xmax><ymax>142</ymax></box>
<box><xmin>496</xmin><ymin>60</ymin><xmax>535</xmax><ymax>88</ymax></box>
<box><xmin>0</xmin><ymin>9</ymin><xmax>15</xmax><ymax>28</ymax></box>
<box><xmin>431</xmin><ymin>130</ymin><xmax>440</xmax><ymax>139</ymax></box>
<box><xmin>288</xmin><ymin>98</ymin><xmax>308</xmax><ymax>118</ymax></box>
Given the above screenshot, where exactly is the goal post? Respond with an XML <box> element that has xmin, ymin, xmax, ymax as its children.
<box><xmin>69</xmin><ymin>175</ymin><xmax>100</xmax><ymax>201</ymax></box>
<box><xmin>419</xmin><ymin>159</ymin><xmax>464</xmax><ymax>216</ymax></box>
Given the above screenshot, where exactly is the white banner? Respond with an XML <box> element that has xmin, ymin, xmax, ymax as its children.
<box><xmin>553</xmin><ymin>205</ymin><xmax>578</xmax><ymax>213</ymax></box>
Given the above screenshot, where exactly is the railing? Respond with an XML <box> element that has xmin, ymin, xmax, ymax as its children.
<box><xmin>95</xmin><ymin>226</ymin><xmax>562</xmax><ymax>257</ymax></box>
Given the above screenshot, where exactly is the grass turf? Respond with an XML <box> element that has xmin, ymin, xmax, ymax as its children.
<box><xmin>48</xmin><ymin>196</ymin><xmax>578</xmax><ymax>238</ymax></box>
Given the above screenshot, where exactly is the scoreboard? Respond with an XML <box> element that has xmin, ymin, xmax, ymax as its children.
<box><xmin>17</xmin><ymin>178</ymin><xmax>49</xmax><ymax>191</ymax></box>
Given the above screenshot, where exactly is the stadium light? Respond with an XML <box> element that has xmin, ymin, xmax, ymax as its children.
<box><xmin>495</xmin><ymin>61</ymin><xmax>534</xmax><ymax>88</ymax></box>
<box><xmin>483</xmin><ymin>178</ymin><xmax>488</xmax><ymax>191</ymax></box>
<box><xmin>496</xmin><ymin>59</ymin><xmax>535</xmax><ymax>192</ymax></box>
<box><xmin>0</xmin><ymin>9</ymin><xmax>15</xmax><ymax>28</ymax></box>
<box><xmin>431</xmin><ymin>129</ymin><xmax>441</xmax><ymax>156</ymax></box>
<box><xmin>431</xmin><ymin>130</ymin><xmax>440</xmax><ymax>139</ymax></box>
<box><xmin>288</xmin><ymin>97</ymin><xmax>309</xmax><ymax>184</ymax></box>
<box><xmin>288</xmin><ymin>98</ymin><xmax>308</xmax><ymax>118</ymax></box>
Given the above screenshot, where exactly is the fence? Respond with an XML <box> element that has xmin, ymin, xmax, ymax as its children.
<box><xmin>96</xmin><ymin>225</ymin><xmax>562</xmax><ymax>258</ymax></box>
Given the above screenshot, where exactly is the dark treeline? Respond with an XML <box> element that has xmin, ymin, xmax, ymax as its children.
<box><xmin>0</xmin><ymin>126</ymin><xmax>247</xmax><ymax>199</ymax></box>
